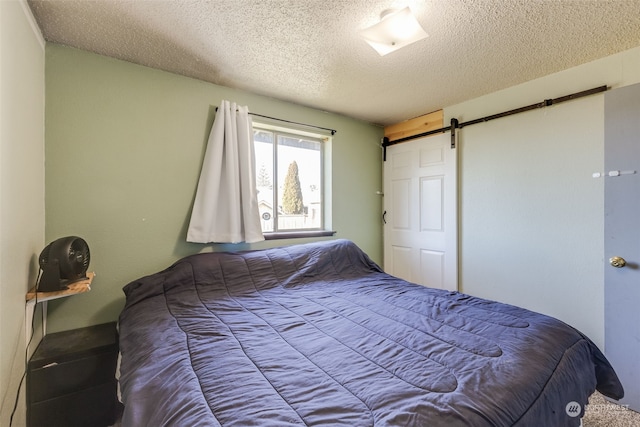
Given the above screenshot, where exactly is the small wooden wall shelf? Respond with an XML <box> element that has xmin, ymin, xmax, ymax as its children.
<box><xmin>26</xmin><ymin>272</ymin><xmax>95</xmax><ymax>304</ymax></box>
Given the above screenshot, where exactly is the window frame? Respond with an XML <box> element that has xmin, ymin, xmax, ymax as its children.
<box><xmin>253</xmin><ymin>121</ymin><xmax>335</xmax><ymax>240</ymax></box>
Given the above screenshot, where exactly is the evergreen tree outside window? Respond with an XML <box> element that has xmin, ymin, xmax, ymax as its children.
<box><xmin>257</xmin><ymin>162</ymin><xmax>272</xmax><ymax>189</ymax></box>
<box><xmin>253</xmin><ymin>125</ymin><xmax>325</xmax><ymax>233</ymax></box>
<box><xmin>282</xmin><ymin>161</ymin><xmax>304</xmax><ymax>214</ymax></box>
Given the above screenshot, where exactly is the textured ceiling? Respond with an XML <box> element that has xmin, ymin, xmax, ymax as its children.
<box><xmin>27</xmin><ymin>0</ymin><xmax>640</xmax><ymax>126</ymax></box>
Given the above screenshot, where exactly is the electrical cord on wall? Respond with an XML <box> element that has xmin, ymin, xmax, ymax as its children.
<box><xmin>9</xmin><ymin>270</ymin><xmax>41</xmax><ymax>427</ymax></box>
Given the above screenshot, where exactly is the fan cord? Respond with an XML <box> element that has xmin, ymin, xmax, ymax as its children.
<box><xmin>9</xmin><ymin>270</ymin><xmax>41</xmax><ymax>426</ymax></box>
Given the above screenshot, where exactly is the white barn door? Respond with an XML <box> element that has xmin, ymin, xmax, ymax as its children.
<box><xmin>383</xmin><ymin>133</ymin><xmax>457</xmax><ymax>291</ymax></box>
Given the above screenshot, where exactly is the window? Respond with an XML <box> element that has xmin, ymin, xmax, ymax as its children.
<box><xmin>254</xmin><ymin>124</ymin><xmax>331</xmax><ymax>237</ymax></box>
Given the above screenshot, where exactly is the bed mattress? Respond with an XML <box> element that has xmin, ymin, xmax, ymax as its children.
<box><xmin>118</xmin><ymin>239</ymin><xmax>623</xmax><ymax>426</ymax></box>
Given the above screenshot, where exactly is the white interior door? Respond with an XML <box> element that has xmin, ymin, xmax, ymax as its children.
<box><xmin>604</xmin><ymin>83</ymin><xmax>640</xmax><ymax>411</ymax></box>
<box><xmin>383</xmin><ymin>133</ymin><xmax>457</xmax><ymax>291</ymax></box>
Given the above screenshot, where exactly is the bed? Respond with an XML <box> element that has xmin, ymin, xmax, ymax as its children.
<box><xmin>117</xmin><ymin>239</ymin><xmax>623</xmax><ymax>426</ymax></box>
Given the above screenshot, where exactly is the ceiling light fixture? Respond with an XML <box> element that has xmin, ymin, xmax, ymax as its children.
<box><xmin>360</xmin><ymin>7</ymin><xmax>428</xmax><ymax>56</ymax></box>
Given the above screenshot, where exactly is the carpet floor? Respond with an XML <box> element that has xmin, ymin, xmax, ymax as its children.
<box><xmin>582</xmin><ymin>391</ymin><xmax>639</xmax><ymax>426</ymax></box>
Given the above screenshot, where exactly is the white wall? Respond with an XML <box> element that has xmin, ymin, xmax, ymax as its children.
<box><xmin>448</xmin><ymin>46</ymin><xmax>640</xmax><ymax>350</ymax></box>
<box><xmin>0</xmin><ymin>1</ymin><xmax>45</xmax><ymax>425</ymax></box>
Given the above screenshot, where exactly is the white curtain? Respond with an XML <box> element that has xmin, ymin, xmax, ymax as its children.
<box><xmin>187</xmin><ymin>100</ymin><xmax>264</xmax><ymax>243</ymax></box>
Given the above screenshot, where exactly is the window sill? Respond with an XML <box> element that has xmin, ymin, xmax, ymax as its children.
<box><xmin>263</xmin><ymin>230</ymin><xmax>337</xmax><ymax>240</ymax></box>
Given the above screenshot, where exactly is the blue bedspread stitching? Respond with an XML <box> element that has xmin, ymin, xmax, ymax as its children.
<box><xmin>304</xmin><ymin>285</ymin><xmax>500</xmax><ymax>359</ymax></box>
<box><xmin>161</xmin><ymin>267</ymin><xmax>222</xmax><ymax>426</ymax></box>
<box><xmin>235</xmin><ymin>251</ymin><xmax>379</xmax><ymax>425</ymax></box>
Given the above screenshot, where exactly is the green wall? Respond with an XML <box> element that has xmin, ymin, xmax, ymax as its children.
<box><xmin>1</xmin><ymin>1</ymin><xmax>45</xmax><ymax>424</ymax></box>
<box><xmin>45</xmin><ymin>44</ymin><xmax>383</xmax><ymax>333</ymax></box>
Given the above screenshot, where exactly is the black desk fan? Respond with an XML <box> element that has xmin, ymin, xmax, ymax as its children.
<box><xmin>37</xmin><ymin>236</ymin><xmax>90</xmax><ymax>292</ymax></box>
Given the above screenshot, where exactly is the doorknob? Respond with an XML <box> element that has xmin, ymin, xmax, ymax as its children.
<box><xmin>609</xmin><ymin>256</ymin><xmax>627</xmax><ymax>268</ymax></box>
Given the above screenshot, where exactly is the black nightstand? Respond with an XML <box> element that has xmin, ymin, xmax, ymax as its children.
<box><xmin>27</xmin><ymin>322</ymin><xmax>119</xmax><ymax>427</ymax></box>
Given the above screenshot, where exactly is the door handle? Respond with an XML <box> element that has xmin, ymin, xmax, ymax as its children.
<box><xmin>382</xmin><ymin>210</ymin><xmax>387</xmax><ymax>224</ymax></box>
<box><xmin>609</xmin><ymin>256</ymin><xmax>627</xmax><ymax>268</ymax></box>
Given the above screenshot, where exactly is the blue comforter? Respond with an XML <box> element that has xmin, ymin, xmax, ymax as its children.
<box><xmin>118</xmin><ymin>239</ymin><xmax>623</xmax><ymax>426</ymax></box>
